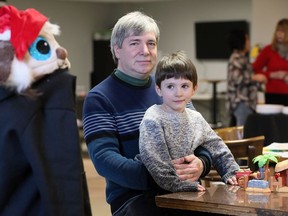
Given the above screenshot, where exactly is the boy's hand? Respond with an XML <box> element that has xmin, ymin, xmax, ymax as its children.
<box><xmin>227</xmin><ymin>176</ymin><xmax>238</xmax><ymax>185</ymax></box>
<box><xmin>197</xmin><ymin>184</ymin><xmax>206</xmax><ymax>192</ymax></box>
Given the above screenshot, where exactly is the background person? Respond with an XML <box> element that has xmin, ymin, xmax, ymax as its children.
<box><xmin>227</xmin><ymin>30</ymin><xmax>262</xmax><ymax>126</ymax></box>
<box><xmin>139</xmin><ymin>50</ymin><xmax>239</xmax><ymax>194</ymax></box>
<box><xmin>252</xmin><ymin>18</ymin><xmax>288</xmax><ymax>106</ymax></box>
<box><xmin>82</xmin><ymin>11</ymin><xmax>212</xmax><ymax>216</ymax></box>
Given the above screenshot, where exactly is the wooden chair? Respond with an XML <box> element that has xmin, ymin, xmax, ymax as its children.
<box><xmin>202</xmin><ymin>126</ymin><xmax>265</xmax><ymax>186</ymax></box>
<box><xmin>223</xmin><ymin>135</ymin><xmax>264</xmax><ymax>171</ymax></box>
<box><xmin>214</xmin><ymin>125</ymin><xmax>244</xmax><ymax>141</ymax></box>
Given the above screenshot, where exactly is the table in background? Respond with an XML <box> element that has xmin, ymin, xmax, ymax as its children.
<box><xmin>244</xmin><ymin>113</ymin><xmax>288</xmax><ymax>146</ymax></box>
<box><xmin>262</xmin><ymin>142</ymin><xmax>288</xmax><ymax>162</ymax></box>
<box><xmin>200</xmin><ymin>79</ymin><xmax>226</xmax><ymax>128</ymax></box>
<box><xmin>156</xmin><ymin>185</ymin><xmax>288</xmax><ymax>215</ymax></box>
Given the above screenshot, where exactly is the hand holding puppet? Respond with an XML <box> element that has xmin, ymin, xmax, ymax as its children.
<box><xmin>0</xmin><ymin>5</ymin><xmax>70</xmax><ymax>94</ymax></box>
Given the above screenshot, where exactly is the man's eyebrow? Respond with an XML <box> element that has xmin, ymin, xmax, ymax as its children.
<box><xmin>127</xmin><ymin>38</ymin><xmax>140</xmax><ymax>42</ymax></box>
<box><xmin>128</xmin><ymin>35</ymin><xmax>140</xmax><ymax>40</ymax></box>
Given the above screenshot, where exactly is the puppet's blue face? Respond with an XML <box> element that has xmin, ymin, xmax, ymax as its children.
<box><xmin>1</xmin><ymin>21</ymin><xmax>70</xmax><ymax>94</ymax></box>
<box><xmin>25</xmin><ymin>22</ymin><xmax>70</xmax><ymax>78</ymax></box>
<box><xmin>28</xmin><ymin>36</ymin><xmax>51</xmax><ymax>61</ymax></box>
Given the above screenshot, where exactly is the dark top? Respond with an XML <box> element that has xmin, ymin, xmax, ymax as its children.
<box><xmin>0</xmin><ymin>69</ymin><xmax>91</xmax><ymax>216</ymax></box>
<box><xmin>244</xmin><ymin>113</ymin><xmax>288</xmax><ymax>146</ymax></box>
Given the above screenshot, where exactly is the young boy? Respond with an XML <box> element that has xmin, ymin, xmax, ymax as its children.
<box><xmin>139</xmin><ymin>50</ymin><xmax>239</xmax><ymax>192</ymax></box>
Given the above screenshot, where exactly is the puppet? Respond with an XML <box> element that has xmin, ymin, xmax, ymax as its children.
<box><xmin>0</xmin><ymin>5</ymin><xmax>91</xmax><ymax>216</ymax></box>
<box><xmin>0</xmin><ymin>5</ymin><xmax>70</xmax><ymax>94</ymax></box>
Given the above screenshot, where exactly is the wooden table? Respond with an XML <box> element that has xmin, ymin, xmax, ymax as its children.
<box><xmin>156</xmin><ymin>184</ymin><xmax>288</xmax><ymax>215</ymax></box>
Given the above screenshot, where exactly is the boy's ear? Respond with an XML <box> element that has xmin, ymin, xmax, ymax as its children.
<box><xmin>155</xmin><ymin>85</ymin><xmax>162</xmax><ymax>97</ymax></box>
<box><xmin>192</xmin><ymin>84</ymin><xmax>198</xmax><ymax>95</ymax></box>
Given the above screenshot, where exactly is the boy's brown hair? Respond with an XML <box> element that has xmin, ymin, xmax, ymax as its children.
<box><xmin>155</xmin><ymin>50</ymin><xmax>198</xmax><ymax>88</ymax></box>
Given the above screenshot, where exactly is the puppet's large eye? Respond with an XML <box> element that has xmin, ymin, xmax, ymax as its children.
<box><xmin>28</xmin><ymin>36</ymin><xmax>51</xmax><ymax>61</ymax></box>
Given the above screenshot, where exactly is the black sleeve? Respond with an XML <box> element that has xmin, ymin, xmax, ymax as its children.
<box><xmin>194</xmin><ymin>146</ymin><xmax>212</xmax><ymax>177</ymax></box>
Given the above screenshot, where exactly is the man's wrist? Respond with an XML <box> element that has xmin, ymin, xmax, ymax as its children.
<box><xmin>194</xmin><ymin>146</ymin><xmax>212</xmax><ymax>177</ymax></box>
<box><xmin>198</xmin><ymin>156</ymin><xmax>209</xmax><ymax>177</ymax></box>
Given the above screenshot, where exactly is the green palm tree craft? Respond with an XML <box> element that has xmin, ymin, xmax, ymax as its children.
<box><xmin>252</xmin><ymin>153</ymin><xmax>278</xmax><ymax>168</ymax></box>
<box><xmin>252</xmin><ymin>153</ymin><xmax>279</xmax><ymax>181</ymax></box>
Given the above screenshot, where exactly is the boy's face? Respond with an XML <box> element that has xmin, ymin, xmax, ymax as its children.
<box><xmin>114</xmin><ymin>31</ymin><xmax>157</xmax><ymax>79</ymax></box>
<box><xmin>156</xmin><ymin>77</ymin><xmax>197</xmax><ymax>113</ymax></box>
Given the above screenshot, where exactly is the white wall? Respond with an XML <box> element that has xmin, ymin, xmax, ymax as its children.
<box><xmin>130</xmin><ymin>0</ymin><xmax>251</xmax><ymax>94</ymax></box>
<box><xmin>7</xmin><ymin>0</ymin><xmax>288</xmax><ymax>95</ymax></box>
<box><xmin>251</xmin><ymin>0</ymin><xmax>288</xmax><ymax>47</ymax></box>
<box><xmin>8</xmin><ymin>0</ymin><xmax>125</xmax><ymax>92</ymax></box>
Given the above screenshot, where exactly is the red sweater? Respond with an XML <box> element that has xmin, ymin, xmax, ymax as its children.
<box><xmin>253</xmin><ymin>45</ymin><xmax>288</xmax><ymax>94</ymax></box>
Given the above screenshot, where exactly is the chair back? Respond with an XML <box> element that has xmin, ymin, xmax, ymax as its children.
<box><xmin>214</xmin><ymin>125</ymin><xmax>244</xmax><ymax>140</ymax></box>
<box><xmin>224</xmin><ymin>136</ymin><xmax>265</xmax><ymax>171</ymax></box>
<box><xmin>215</xmin><ymin>126</ymin><xmax>264</xmax><ymax>171</ymax></box>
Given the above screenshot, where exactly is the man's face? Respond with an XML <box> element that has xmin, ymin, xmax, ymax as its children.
<box><xmin>114</xmin><ymin>31</ymin><xmax>157</xmax><ymax>79</ymax></box>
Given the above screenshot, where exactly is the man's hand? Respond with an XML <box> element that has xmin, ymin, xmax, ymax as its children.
<box><xmin>172</xmin><ymin>154</ymin><xmax>203</xmax><ymax>182</ymax></box>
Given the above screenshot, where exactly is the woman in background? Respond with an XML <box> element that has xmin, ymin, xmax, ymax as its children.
<box><xmin>227</xmin><ymin>30</ymin><xmax>262</xmax><ymax>126</ymax></box>
<box><xmin>253</xmin><ymin>18</ymin><xmax>288</xmax><ymax>106</ymax></box>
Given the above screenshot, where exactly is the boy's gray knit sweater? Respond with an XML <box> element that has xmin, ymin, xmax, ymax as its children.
<box><xmin>139</xmin><ymin>104</ymin><xmax>239</xmax><ymax>192</ymax></box>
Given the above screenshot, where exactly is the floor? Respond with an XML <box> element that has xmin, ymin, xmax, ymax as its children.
<box><xmin>83</xmin><ymin>156</ymin><xmax>111</xmax><ymax>216</ymax></box>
